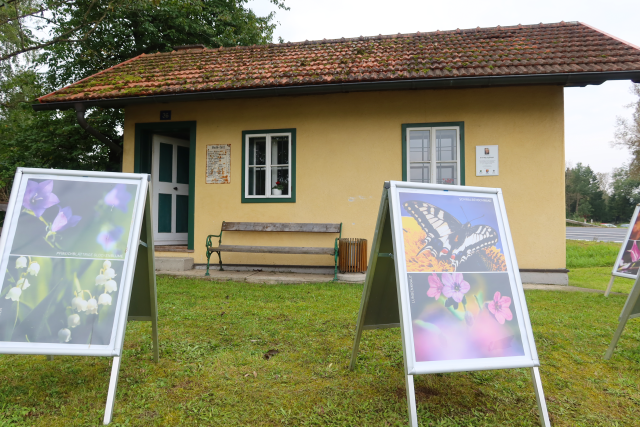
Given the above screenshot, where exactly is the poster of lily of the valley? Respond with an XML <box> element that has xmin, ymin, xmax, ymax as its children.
<box><xmin>0</xmin><ymin>176</ymin><xmax>139</xmax><ymax>349</ymax></box>
<box><xmin>397</xmin><ymin>190</ymin><xmax>527</xmax><ymax>365</ymax></box>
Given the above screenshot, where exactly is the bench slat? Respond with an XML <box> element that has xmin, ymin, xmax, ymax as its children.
<box><xmin>221</xmin><ymin>222</ymin><xmax>341</xmax><ymax>233</ymax></box>
<box><xmin>209</xmin><ymin>245</ymin><xmax>335</xmax><ymax>255</ymax></box>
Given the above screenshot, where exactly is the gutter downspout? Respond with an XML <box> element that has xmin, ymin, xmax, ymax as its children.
<box><xmin>74</xmin><ymin>103</ymin><xmax>122</xmax><ymax>154</ymax></box>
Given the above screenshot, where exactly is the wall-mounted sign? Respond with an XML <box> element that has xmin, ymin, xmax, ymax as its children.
<box><xmin>0</xmin><ymin>168</ymin><xmax>158</xmax><ymax>425</ymax></box>
<box><xmin>206</xmin><ymin>144</ymin><xmax>231</xmax><ymax>184</ymax></box>
<box><xmin>160</xmin><ymin>110</ymin><xmax>171</xmax><ymax>121</ymax></box>
<box><xmin>476</xmin><ymin>145</ymin><xmax>499</xmax><ymax>176</ymax></box>
<box><xmin>350</xmin><ymin>181</ymin><xmax>550</xmax><ymax>427</ymax></box>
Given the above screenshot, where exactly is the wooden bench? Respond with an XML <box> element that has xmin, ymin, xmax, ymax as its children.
<box><xmin>205</xmin><ymin>222</ymin><xmax>342</xmax><ymax>280</ymax></box>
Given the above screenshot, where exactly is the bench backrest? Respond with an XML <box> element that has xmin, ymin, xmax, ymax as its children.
<box><xmin>221</xmin><ymin>222</ymin><xmax>341</xmax><ymax>233</ymax></box>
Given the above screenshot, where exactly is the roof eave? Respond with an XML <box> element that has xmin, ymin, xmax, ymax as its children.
<box><xmin>32</xmin><ymin>70</ymin><xmax>640</xmax><ymax>111</ymax></box>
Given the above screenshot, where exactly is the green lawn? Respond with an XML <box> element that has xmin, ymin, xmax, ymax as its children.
<box><xmin>566</xmin><ymin>240</ymin><xmax>636</xmax><ymax>293</ymax></box>
<box><xmin>0</xmin><ymin>276</ymin><xmax>639</xmax><ymax>426</ymax></box>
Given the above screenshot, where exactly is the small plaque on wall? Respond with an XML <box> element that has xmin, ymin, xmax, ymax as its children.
<box><xmin>206</xmin><ymin>144</ymin><xmax>231</xmax><ymax>184</ymax></box>
<box><xmin>476</xmin><ymin>145</ymin><xmax>499</xmax><ymax>176</ymax></box>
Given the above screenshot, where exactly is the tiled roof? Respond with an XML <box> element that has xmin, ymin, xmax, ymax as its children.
<box><xmin>38</xmin><ymin>21</ymin><xmax>640</xmax><ymax>104</ymax></box>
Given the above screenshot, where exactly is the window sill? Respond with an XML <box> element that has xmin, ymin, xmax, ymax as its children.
<box><xmin>241</xmin><ymin>197</ymin><xmax>296</xmax><ymax>203</ymax></box>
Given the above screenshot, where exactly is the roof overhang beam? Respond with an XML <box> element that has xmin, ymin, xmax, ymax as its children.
<box><xmin>32</xmin><ymin>70</ymin><xmax>640</xmax><ymax>111</ymax></box>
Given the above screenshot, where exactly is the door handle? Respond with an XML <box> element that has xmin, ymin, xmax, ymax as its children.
<box><xmin>173</xmin><ymin>187</ymin><xmax>178</xmax><ymax>191</ymax></box>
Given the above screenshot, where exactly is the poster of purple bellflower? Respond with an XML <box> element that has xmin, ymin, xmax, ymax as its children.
<box><xmin>0</xmin><ymin>174</ymin><xmax>142</xmax><ymax>350</ymax></box>
<box><xmin>11</xmin><ymin>179</ymin><xmax>136</xmax><ymax>259</ymax></box>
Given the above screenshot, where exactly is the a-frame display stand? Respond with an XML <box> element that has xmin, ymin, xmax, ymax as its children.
<box><xmin>103</xmin><ymin>187</ymin><xmax>159</xmax><ymax>424</ymax></box>
<box><xmin>350</xmin><ymin>182</ymin><xmax>550</xmax><ymax>427</ymax></box>
<box><xmin>0</xmin><ymin>169</ymin><xmax>159</xmax><ymax>426</ymax></box>
<box><xmin>605</xmin><ymin>271</ymin><xmax>640</xmax><ymax>360</ymax></box>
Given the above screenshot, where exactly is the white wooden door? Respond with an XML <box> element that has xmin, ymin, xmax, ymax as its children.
<box><xmin>152</xmin><ymin>135</ymin><xmax>190</xmax><ymax>245</ymax></box>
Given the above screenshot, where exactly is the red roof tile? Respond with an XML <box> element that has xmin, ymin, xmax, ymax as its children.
<box><xmin>38</xmin><ymin>21</ymin><xmax>640</xmax><ymax>103</ymax></box>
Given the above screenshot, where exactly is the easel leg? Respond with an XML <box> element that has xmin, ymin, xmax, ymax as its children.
<box><xmin>349</xmin><ymin>324</ymin><xmax>364</xmax><ymax>370</ymax></box>
<box><xmin>405</xmin><ymin>374</ymin><xmax>419</xmax><ymax>427</ymax></box>
<box><xmin>103</xmin><ymin>356</ymin><xmax>122</xmax><ymax>425</ymax></box>
<box><xmin>530</xmin><ymin>367</ymin><xmax>551</xmax><ymax>427</ymax></box>
<box><xmin>151</xmin><ymin>316</ymin><xmax>159</xmax><ymax>363</ymax></box>
<box><xmin>604</xmin><ymin>276</ymin><xmax>615</xmax><ymax>297</ymax></box>
<box><xmin>143</xmin><ymin>187</ymin><xmax>160</xmax><ymax>364</ymax></box>
<box><xmin>604</xmin><ymin>314</ymin><xmax>629</xmax><ymax>360</ymax></box>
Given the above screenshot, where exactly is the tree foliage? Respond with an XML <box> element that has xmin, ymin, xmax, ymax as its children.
<box><xmin>608</xmin><ymin>166</ymin><xmax>640</xmax><ymax>223</ymax></box>
<box><xmin>566</xmin><ymin>162</ymin><xmax>640</xmax><ymax>223</ymax></box>
<box><xmin>0</xmin><ymin>0</ymin><xmax>117</xmax><ymax>62</ymax></box>
<box><xmin>40</xmin><ymin>0</ymin><xmax>287</xmax><ymax>89</ymax></box>
<box><xmin>0</xmin><ymin>0</ymin><xmax>287</xmax><ymax>200</ymax></box>
<box><xmin>565</xmin><ymin>163</ymin><xmax>608</xmax><ymax>221</ymax></box>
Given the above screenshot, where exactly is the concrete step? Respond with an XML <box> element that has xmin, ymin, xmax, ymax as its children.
<box><xmin>155</xmin><ymin>257</ymin><xmax>194</xmax><ymax>271</ymax></box>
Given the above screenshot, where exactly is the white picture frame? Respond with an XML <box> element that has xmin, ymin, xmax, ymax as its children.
<box><xmin>388</xmin><ymin>181</ymin><xmax>538</xmax><ymax>374</ymax></box>
<box><xmin>0</xmin><ymin>168</ymin><xmax>147</xmax><ymax>357</ymax></box>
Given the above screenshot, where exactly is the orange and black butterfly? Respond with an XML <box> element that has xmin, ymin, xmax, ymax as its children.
<box><xmin>404</xmin><ymin>200</ymin><xmax>499</xmax><ymax>271</ymax></box>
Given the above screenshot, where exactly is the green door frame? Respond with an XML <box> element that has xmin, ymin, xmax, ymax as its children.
<box><xmin>134</xmin><ymin>121</ymin><xmax>197</xmax><ymax>250</ymax></box>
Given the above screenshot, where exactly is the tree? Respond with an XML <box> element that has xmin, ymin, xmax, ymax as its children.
<box><xmin>0</xmin><ymin>0</ymin><xmax>121</xmax><ymax>62</ymax></box>
<box><xmin>613</xmin><ymin>83</ymin><xmax>640</xmax><ymax>177</ymax></box>
<box><xmin>609</xmin><ymin>165</ymin><xmax>640</xmax><ymax>223</ymax></box>
<box><xmin>39</xmin><ymin>0</ymin><xmax>288</xmax><ymax>90</ymax></box>
<box><xmin>565</xmin><ymin>163</ymin><xmax>608</xmax><ymax>221</ymax></box>
<box><xmin>0</xmin><ymin>0</ymin><xmax>288</xmax><ymax>199</ymax></box>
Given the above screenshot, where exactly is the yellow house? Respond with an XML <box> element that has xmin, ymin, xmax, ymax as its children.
<box><xmin>34</xmin><ymin>22</ymin><xmax>640</xmax><ymax>285</ymax></box>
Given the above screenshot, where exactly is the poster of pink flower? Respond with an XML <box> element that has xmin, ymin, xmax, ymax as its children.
<box><xmin>614</xmin><ymin>206</ymin><xmax>640</xmax><ymax>277</ymax></box>
<box><xmin>408</xmin><ymin>272</ymin><xmax>525</xmax><ymax>362</ymax></box>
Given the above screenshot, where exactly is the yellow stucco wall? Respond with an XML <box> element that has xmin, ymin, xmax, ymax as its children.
<box><xmin>123</xmin><ymin>85</ymin><xmax>565</xmax><ymax>269</ymax></box>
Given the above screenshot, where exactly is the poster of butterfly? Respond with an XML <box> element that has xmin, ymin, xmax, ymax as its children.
<box><xmin>0</xmin><ymin>169</ymin><xmax>146</xmax><ymax>356</ymax></box>
<box><xmin>392</xmin><ymin>186</ymin><xmax>535</xmax><ymax>372</ymax></box>
<box><xmin>612</xmin><ymin>205</ymin><xmax>640</xmax><ymax>279</ymax></box>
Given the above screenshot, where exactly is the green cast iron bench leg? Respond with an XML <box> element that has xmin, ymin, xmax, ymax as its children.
<box><xmin>205</xmin><ymin>250</ymin><xmax>224</xmax><ymax>276</ymax></box>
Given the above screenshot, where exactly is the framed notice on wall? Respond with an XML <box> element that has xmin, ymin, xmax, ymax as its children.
<box><xmin>206</xmin><ymin>144</ymin><xmax>231</xmax><ymax>184</ymax></box>
<box><xmin>476</xmin><ymin>145</ymin><xmax>499</xmax><ymax>176</ymax></box>
<box><xmin>0</xmin><ymin>168</ymin><xmax>159</xmax><ymax>424</ymax></box>
<box><xmin>350</xmin><ymin>181</ymin><xmax>549</xmax><ymax>427</ymax></box>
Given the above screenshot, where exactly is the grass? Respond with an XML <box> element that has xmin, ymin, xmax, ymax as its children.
<box><xmin>566</xmin><ymin>240</ymin><xmax>621</xmax><ymax>269</ymax></box>
<box><xmin>566</xmin><ymin>240</ymin><xmax>637</xmax><ymax>293</ymax></box>
<box><xmin>0</xmin><ymin>277</ymin><xmax>639</xmax><ymax>426</ymax></box>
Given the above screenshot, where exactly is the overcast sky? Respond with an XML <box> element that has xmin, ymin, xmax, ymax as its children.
<box><xmin>250</xmin><ymin>0</ymin><xmax>640</xmax><ymax>174</ymax></box>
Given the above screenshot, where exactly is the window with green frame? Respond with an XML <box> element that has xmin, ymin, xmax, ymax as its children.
<box><xmin>241</xmin><ymin>129</ymin><xmax>296</xmax><ymax>203</ymax></box>
<box><xmin>402</xmin><ymin>122</ymin><xmax>465</xmax><ymax>185</ymax></box>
